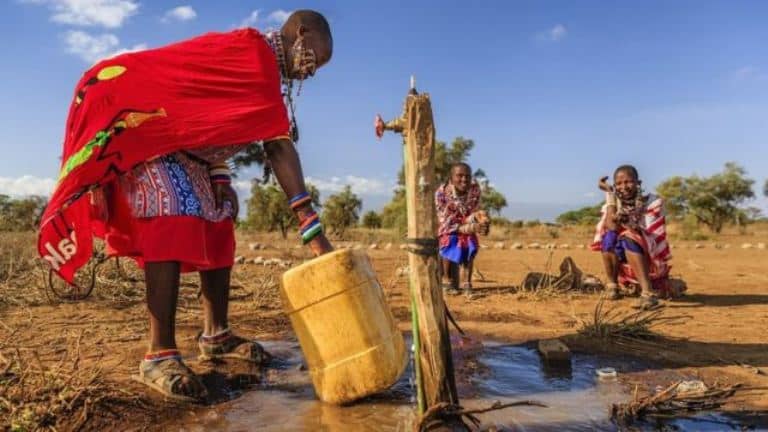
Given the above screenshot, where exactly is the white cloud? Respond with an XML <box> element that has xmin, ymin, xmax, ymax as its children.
<box><xmin>305</xmin><ymin>175</ymin><xmax>395</xmax><ymax>196</ymax></box>
<box><xmin>0</xmin><ymin>176</ymin><xmax>56</xmax><ymax>197</ymax></box>
<box><xmin>265</xmin><ymin>9</ymin><xmax>291</xmax><ymax>26</ymax></box>
<box><xmin>24</xmin><ymin>0</ymin><xmax>139</xmax><ymax>29</ymax></box>
<box><xmin>163</xmin><ymin>5</ymin><xmax>196</xmax><ymax>22</ymax></box>
<box><xmin>538</xmin><ymin>24</ymin><xmax>567</xmax><ymax>42</ymax></box>
<box><xmin>238</xmin><ymin>9</ymin><xmax>291</xmax><ymax>29</ymax></box>
<box><xmin>730</xmin><ymin>66</ymin><xmax>768</xmax><ymax>82</ymax></box>
<box><xmin>240</xmin><ymin>10</ymin><xmax>260</xmax><ymax>28</ymax></box>
<box><xmin>63</xmin><ymin>30</ymin><xmax>146</xmax><ymax>63</ymax></box>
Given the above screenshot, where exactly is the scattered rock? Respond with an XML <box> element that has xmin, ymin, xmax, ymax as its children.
<box><xmin>494</xmin><ymin>242</ymin><xmax>505</xmax><ymax>250</ymax></box>
<box><xmin>741</xmin><ymin>243</ymin><xmax>754</xmax><ymax>249</ymax></box>
<box><xmin>558</xmin><ymin>244</ymin><xmax>570</xmax><ymax>249</ymax></box>
<box><xmin>384</xmin><ymin>243</ymin><xmax>393</xmax><ymax>250</ymax></box>
<box><xmin>252</xmin><ymin>256</ymin><xmax>265</xmax><ymax>265</ymax></box>
<box><xmin>758</xmin><ymin>243</ymin><xmax>766</xmax><ymax>250</ymax></box>
<box><xmin>511</xmin><ymin>242</ymin><xmax>524</xmax><ymax>250</ymax></box>
<box><xmin>234</xmin><ymin>256</ymin><xmax>246</xmax><ymax>264</ymax></box>
<box><xmin>575</xmin><ymin>244</ymin><xmax>586</xmax><ymax>249</ymax></box>
<box><xmin>248</xmin><ymin>243</ymin><xmax>261</xmax><ymax>251</ymax></box>
<box><xmin>545</xmin><ymin>243</ymin><xmax>556</xmax><ymax>250</ymax></box>
<box><xmin>694</xmin><ymin>244</ymin><xmax>705</xmax><ymax>249</ymax></box>
<box><xmin>537</xmin><ymin>338</ymin><xmax>571</xmax><ymax>368</ymax></box>
<box><xmin>528</xmin><ymin>243</ymin><xmax>541</xmax><ymax>250</ymax></box>
<box><xmin>353</xmin><ymin>243</ymin><xmax>363</xmax><ymax>250</ymax></box>
<box><xmin>369</xmin><ymin>243</ymin><xmax>379</xmax><ymax>250</ymax></box>
<box><xmin>264</xmin><ymin>258</ymin><xmax>285</xmax><ymax>267</ymax></box>
<box><xmin>399</xmin><ymin>244</ymin><xmax>408</xmax><ymax>250</ymax></box>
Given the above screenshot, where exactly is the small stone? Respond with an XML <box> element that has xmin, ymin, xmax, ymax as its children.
<box><xmin>252</xmin><ymin>256</ymin><xmax>265</xmax><ymax>265</ymax></box>
<box><xmin>248</xmin><ymin>243</ymin><xmax>261</xmax><ymax>251</ymax></box>
<box><xmin>558</xmin><ymin>244</ymin><xmax>570</xmax><ymax>249</ymax></box>
<box><xmin>694</xmin><ymin>244</ymin><xmax>705</xmax><ymax>249</ymax></box>
<box><xmin>546</xmin><ymin>243</ymin><xmax>556</xmax><ymax>250</ymax></box>
<box><xmin>528</xmin><ymin>242</ymin><xmax>541</xmax><ymax>249</ymax></box>
<box><xmin>234</xmin><ymin>256</ymin><xmax>246</xmax><ymax>265</ymax></box>
<box><xmin>353</xmin><ymin>243</ymin><xmax>363</xmax><ymax>250</ymax></box>
<box><xmin>384</xmin><ymin>243</ymin><xmax>393</xmax><ymax>250</ymax></box>
<box><xmin>494</xmin><ymin>242</ymin><xmax>505</xmax><ymax>249</ymax></box>
<box><xmin>369</xmin><ymin>243</ymin><xmax>379</xmax><ymax>250</ymax></box>
<box><xmin>575</xmin><ymin>244</ymin><xmax>586</xmax><ymax>249</ymax></box>
<box><xmin>399</xmin><ymin>244</ymin><xmax>408</xmax><ymax>250</ymax></box>
<box><xmin>511</xmin><ymin>242</ymin><xmax>523</xmax><ymax>250</ymax></box>
<box><xmin>537</xmin><ymin>338</ymin><xmax>571</xmax><ymax>367</ymax></box>
<box><xmin>741</xmin><ymin>243</ymin><xmax>754</xmax><ymax>249</ymax></box>
<box><xmin>758</xmin><ymin>243</ymin><xmax>766</xmax><ymax>250</ymax></box>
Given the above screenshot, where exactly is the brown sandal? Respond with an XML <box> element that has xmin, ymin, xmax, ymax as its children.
<box><xmin>132</xmin><ymin>354</ymin><xmax>207</xmax><ymax>403</ymax></box>
<box><xmin>198</xmin><ymin>330</ymin><xmax>271</xmax><ymax>365</ymax></box>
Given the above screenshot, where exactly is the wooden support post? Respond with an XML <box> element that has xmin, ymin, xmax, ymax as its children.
<box><xmin>376</xmin><ymin>86</ymin><xmax>462</xmax><ymax>427</ymax></box>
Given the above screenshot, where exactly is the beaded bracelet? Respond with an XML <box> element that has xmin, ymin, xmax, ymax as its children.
<box><xmin>289</xmin><ymin>191</ymin><xmax>312</xmax><ymax>210</ymax></box>
<box><xmin>301</xmin><ymin>221</ymin><xmax>323</xmax><ymax>244</ymax></box>
<box><xmin>209</xmin><ymin>163</ymin><xmax>232</xmax><ymax>184</ymax></box>
<box><xmin>299</xmin><ymin>212</ymin><xmax>319</xmax><ymax>229</ymax></box>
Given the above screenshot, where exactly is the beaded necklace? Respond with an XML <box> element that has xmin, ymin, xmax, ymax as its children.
<box><xmin>265</xmin><ymin>32</ymin><xmax>299</xmax><ymax>143</ymax></box>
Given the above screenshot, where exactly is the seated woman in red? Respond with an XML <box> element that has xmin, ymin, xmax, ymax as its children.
<box><xmin>591</xmin><ymin>165</ymin><xmax>676</xmax><ymax>310</ymax></box>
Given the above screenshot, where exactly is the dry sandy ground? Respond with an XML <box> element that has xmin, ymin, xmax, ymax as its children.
<box><xmin>1</xmin><ymin>226</ymin><xmax>766</xmax><ymax>430</ymax></box>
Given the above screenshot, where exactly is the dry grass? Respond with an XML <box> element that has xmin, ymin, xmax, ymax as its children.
<box><xmin>579</xmin><ymin>298</ymin><xmax>688</xmax><ymax>343</ymax></box>
<box><xmin>0</xmin><ymin>331</ymin><xmax>152</xmax><ymax>432</ymax></box>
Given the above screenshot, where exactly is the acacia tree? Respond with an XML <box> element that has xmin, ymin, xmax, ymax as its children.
<box><xmin>322</xmin><ymin>185</ymin><xmax>362</xmax><ymax>237</ymax></box>
<box><xmin>0</xmin><ymin>195</ymin><xmax>47</xmax><ymax>231</ymax></box>
<box><xmin>361</xmin><ymin>210</ymin><xmax>383</xmax><ymax>229</ymax></box>
<box><xmin>656</xmin><ymin>163</ymin><xmax>755</xmax><ymax>233</ymax></box>
<box><xmin>244</xmin><ymin>182</ymin><xmax>320</xmax><ymax>238</ymax></box>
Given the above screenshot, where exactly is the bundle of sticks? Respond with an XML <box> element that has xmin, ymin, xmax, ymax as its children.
<box><xmin>611</xmin><ymin>380</ymin><xmax>741</xmax><ymax>425</ymax></box>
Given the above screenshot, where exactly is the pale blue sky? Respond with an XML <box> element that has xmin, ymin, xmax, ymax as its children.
<box><xmin>1</xmin><ymin>1</ymin><xmax>766</xmax><ymax>220</ymax></box>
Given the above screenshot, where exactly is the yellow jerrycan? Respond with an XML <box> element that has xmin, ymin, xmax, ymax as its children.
<box><xmin>280</xmin><ymin>249</ymin><xmax>407</xmax><ymax>404</ymax></box>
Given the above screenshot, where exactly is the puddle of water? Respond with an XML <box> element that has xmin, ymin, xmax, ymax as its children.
<box><xmin>170</xmin><ymin>340</ymin><xmax>766</xmax><ymax>432</ymax></box>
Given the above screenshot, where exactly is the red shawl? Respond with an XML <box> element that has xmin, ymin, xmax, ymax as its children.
<box><xmin>39</xmin><ymin>28</ymin><xmax>289</xmax><ymax>283</ymax></box>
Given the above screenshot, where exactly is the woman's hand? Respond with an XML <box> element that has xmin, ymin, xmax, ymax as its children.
<box><xmin>214</xmin><ymin>183</ymin><xmax>239</xmax><ymax>220</ymax></box>
<box><xmin>598</xmin><ymin>176</ymin><xmax>613</xmax><ymax>192</ymax></box>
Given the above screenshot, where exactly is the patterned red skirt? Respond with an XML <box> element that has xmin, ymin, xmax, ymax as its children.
<box><xmin>104</xmin><ymin>215</ymin><xmax>235</xmax><ymax>273</ymax></box>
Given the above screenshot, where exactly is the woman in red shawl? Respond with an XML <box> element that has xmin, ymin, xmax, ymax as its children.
<box><xmin>435</xmin><ymin>163</ymin><xmax>489</xmax><ymax>298</ymax></box>
<box><xmin>40</xmin><ymin>10</ymin><xmax>333</xmax><ymax>402</ymax></box>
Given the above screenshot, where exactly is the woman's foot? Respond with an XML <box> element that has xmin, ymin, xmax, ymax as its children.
<box><xmin>634</xmin><ymin>294</ymin><xmax>660</xmax><ymax>310</ymax></box>
<box><xmin>461</xmin><ymin>282</ymin><xmax>477</xmax><ymax>300</ymax></box>
<box><xmin>604</xmin><ymin>282</ymin><xmax>621</xmax><ymax>300</ymax></box>
<box><xmin>133</xmin><ymin>350</ymin><xmax>207</xmax><ymax>403</ymax></box>
<box><xmin>198</xmin><ymin>328</ymin><xmax>271</xmax><ymax>364</ymax></box>
<box><xmin>441</xmin><ymin>280</ymin><xmax>460</xmax><ymax>296</ymax></box>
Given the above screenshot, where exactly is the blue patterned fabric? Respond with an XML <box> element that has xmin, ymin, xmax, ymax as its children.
<box><xmin>162</xmin><ymin>154</ymin><xmax>203</xmax><ymax>217</ymax></box>
<box><xmin>439</xmin><ymin>233</ymin><xmax>479</xmax><ymax>265</ymax></box>
<box><xmin>601</xmin><ymin>229</ymin><xmax>643</xmax><ymax>263</ymax></box>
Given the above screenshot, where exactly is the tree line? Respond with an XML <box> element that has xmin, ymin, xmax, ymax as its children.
<box><xmin>555</xmin><ymin>163</ymin><xmax>766</xmax><ymax>233</ymax></box>
<box><xmin>2</xmin><ymin>157</ymin><xmax>766</xmax><ymax>236</ymax></box>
